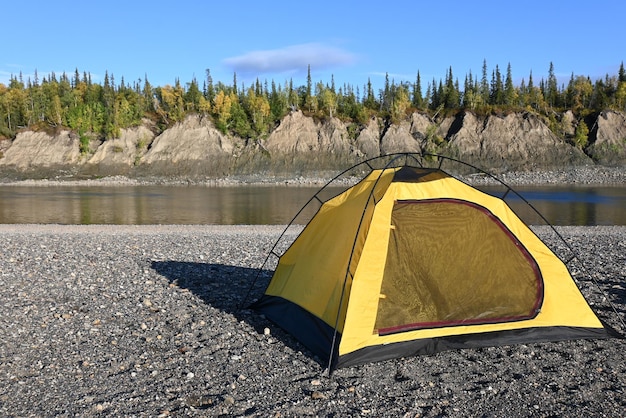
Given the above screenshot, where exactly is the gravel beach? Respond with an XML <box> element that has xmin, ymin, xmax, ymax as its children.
<box><xmin>0</xmin><ymin>224</ymin><xmax>625</xmax><ymax>417</ymax></box>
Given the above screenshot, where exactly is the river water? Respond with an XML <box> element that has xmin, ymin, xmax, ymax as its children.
<box><xmin>0</xmin><ymin>184</ymin><xmax>625</xmax><ymax>226</ymax></box>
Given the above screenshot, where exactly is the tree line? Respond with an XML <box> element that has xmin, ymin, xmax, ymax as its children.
<box><xmin>1</xmin><ymin>61</ymin><xmax>625</xmax><ymax>149</ymax></box>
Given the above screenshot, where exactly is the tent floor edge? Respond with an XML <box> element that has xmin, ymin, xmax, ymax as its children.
<box><xmin>336</xmin><ymin>326</ymin><xmax>617</xmax><ymax>369</ymax></box>
<box><xmin>599</xmin><ymin>319</ymin><xmax>625</xmax><ymax>339</ymax></box>
<box><xmin>251</xmin><ymin>295</ymin><xmax>339</xmax><ymax>367</ymax></box>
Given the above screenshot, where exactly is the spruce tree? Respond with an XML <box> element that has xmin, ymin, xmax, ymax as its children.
<box><xmin>504</xmin><ymin>63</ymin><xmax>516</xmax><ymax>106</ymax></box>
<box><xmin>444</xmin><ymin>66</ymin><xmax>459</xmax><ymax>109</ymax></box>
<box><xmin>480</xmin><ymin>59</ymin><xmax>490</xmax><ymax>105</ymax></box>
<box><xmin>205</xmin><ymin>69</ymin><xmax>215</xmax><ymax>104</ymax></box>
<box><xmin>547</xmin><ymin>62</ymin><xmax>558</xmax><ymax>107</ymax></box>
<box><xmin>412</xmin><ymin>71</ymin><xmax>423</xmax><ymax>109</ymax></box>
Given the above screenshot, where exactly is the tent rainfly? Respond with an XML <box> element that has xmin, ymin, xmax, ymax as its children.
<box><xmin>251</xmin><ymin>154</ymin><xmax>620</xmax><ymax>370</ymax></box>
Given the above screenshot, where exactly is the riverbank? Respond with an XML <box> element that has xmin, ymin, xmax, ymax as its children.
<box><xmin>0</xmin><ymin>225</ymin><xmax>624</xmax><ymax>416</ymax></box>
<box><xmin>1</xmin><ymin>164</ymin><xmax>626</xmax><ymax>187</ymax></box>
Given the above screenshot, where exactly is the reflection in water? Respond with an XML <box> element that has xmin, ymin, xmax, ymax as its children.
<box><xmin>0</xmin><ymin>185</ymin><xmax>343</xmax><ymax>225</ymax></box>
<box><xmin>479</xmin><ymin>185</ymin><xmax>626</xmax><ymax>226</ymax></box>
<box><xmin>0</xmin><ymin>184</ymin><xmax>625</xmax><ymax>225</ymax></box>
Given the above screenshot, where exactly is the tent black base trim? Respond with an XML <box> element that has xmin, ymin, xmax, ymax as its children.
<box><xmin>252</xmin><ymin>295</ymin><xmax>620</xmax><ymax>370</ymax></box>
<box><xmin>337</xmin><ymin>325</ymin><xmax>618</xmax><ymax>369</ymax></box>
<box><xmin>252</xmin><ymin>295</ymin><xmax>337</xmax><ymax>364</ymax></box>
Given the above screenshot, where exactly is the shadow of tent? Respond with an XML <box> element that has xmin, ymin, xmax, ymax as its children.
<box><xmin>150</xmin><ymin>260</ymin><xmax>324</xmax><ymax>365</ymax></box>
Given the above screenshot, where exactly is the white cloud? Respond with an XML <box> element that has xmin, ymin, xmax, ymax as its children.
<box><xmin>222</xmin><ymin>43</ymin><xmax>357</xmax><ymax>75</ymax></box>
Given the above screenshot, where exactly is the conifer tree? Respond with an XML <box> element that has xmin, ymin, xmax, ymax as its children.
<box><xmin>184</xmin><ymin>77</ymin><xmax>202</xmax><ymax>111</ymax></box>
<box><xmin>205</xmin><ymin>69</ymin><xmax>215</xmax><ymax>105</ymax></box>
<box><xmin>463</xmin><ymin>71</ymin><xmax>477</xmax><ymax>109</ymax></box>
<box><xmin>504</xmin><ymin>63</ymin><xmax>517</xmax><ymax>106</ymax></box>
<box><xmin>143</xmin><ymin>75</ymin><xmax>154</xmax><ymax>112</ymax></box>
<box><xmin>73</xmin><ymin>68</ymin><xmax>80</xmax><ymax>89</ymax></box>
<box><xmin>490</xmin><ymin>66</ymin><xmax>504</xmax><ymax>105</ymax></box>
<box><xmin>547</xmin><ymin>62</ymin><xmax>559</xmax><ymax>107</ymax></box>
<box><xmin>269</xmin><ymin>79</ymin><xmax>287</xmax><ymax>122</ymax></box>
<box><xmin>382</xmin><ymin>73</ymin><xmax>391</xmax><ymax>112</ymax></box>
<box><xmin>363</xmin><ymin>78</ymin><xmax>376</xmax><ymax>110</ymax></box>
<box><xmin>444</xmin><ymin>66</ymin><xmax>459</xmax><ymax>109</ymax></box>
<box><xmin>305</xmin><ymin>64</ymin><xmax>315</xmax><ymax>112</ymax></box>
<box><xmin>412</xmin><ymin>71</ymin><xmax>423</xmax><ymax>109</ymax></box>
<box><xmin>287</xmin><ymin>78</ymin><xmax>299</xmax><ymax>111</ymax></box>
<box><xmin>429</xmin><ymin>78</ymin><xmax>440</xmax><ymax>109</ymax></box>
<box><xmin>480</xmin><ymin>59</ymin><xmax>490</xmax><ymax>105</ymax></box>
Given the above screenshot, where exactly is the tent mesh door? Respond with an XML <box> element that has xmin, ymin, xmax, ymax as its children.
<box><xmin>375</xmin><ymin>199</ymin><xmax>543</xmax><ymax>335</ymax></box>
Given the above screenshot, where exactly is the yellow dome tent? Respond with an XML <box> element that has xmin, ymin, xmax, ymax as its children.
<box><xmin>250</xmin><ymin>154</ymin><xmax>620</xmax><ymax>370</ymax></box>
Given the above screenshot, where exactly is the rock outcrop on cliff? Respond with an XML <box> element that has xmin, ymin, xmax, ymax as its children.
<box><xmin>81</xmin><ymin>122</ymin><xmax>155</xmax><ymax>177</ymax></box>
<box><xmin>0</xmin><ymin>130</ymin><xmax>81</xmax><ymax>171</ymax></box>
<box><xmin>587</xmin><ymin>110</ymin><xmax>626</xmax><ymax>165</ymax></box>
<box><xmin>136</xmin><ymin>114</ymin><xmax>240</xmax><ymax>177</ymax></box>
<box><xmin>0</xmin><ymin>110</ymin><xmax>624</xmax><ymax>180</ymax></box>
<box><xmin>354</xmin><ymin>117</ymin><xmax>381</xmax><ymax>159</ymax></box>
<box><xmin>261</xmin><ymin>111</ymin><xmax>356</xmax><ymax>172</ymax></box>
<box><xmin>444</xmin><ymin>112</ymin><xmax>591</xmax><ymax>172</ymax></box>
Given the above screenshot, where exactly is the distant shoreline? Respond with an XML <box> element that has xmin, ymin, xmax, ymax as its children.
<box><xmin>1</xmin><ymin>165</ymin><xmax>625</xmax><ymax>187</ymax></box>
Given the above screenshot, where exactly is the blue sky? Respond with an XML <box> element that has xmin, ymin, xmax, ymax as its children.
<box><xmin>3</xmin><ymin>0</ymin><xmax>624</xmax><ymax>93</ymax></box>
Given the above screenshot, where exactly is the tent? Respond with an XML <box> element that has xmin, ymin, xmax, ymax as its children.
<box><xmin>251</xmin><ymin>153</ymin><xmax>619</xmax><ymax>370</ymax></box>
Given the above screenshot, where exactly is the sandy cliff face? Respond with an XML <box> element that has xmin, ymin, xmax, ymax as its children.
<box><xmin>262</xmin><ymin>111</ymin><xmax>355</xmax><ymax>171</ymax></box>
<box><xmin>137</xmin><ymin>114</ymin><xmax>239</xmax><ymax>176</ymax></box>
<box><xmin>0</xmin><ymin>110</ymin><xmax>623</xmax><ymax>180</ymax></box>
<box><xmin>354</xmin><ymin>117</ymin><xmax>381</xmax><ymax>158</ymax></box>
<box><xmin>264</xmin><ymin>111</ymin><xmax>321</xmax><ymax>153</ymax></box>
<box><xmin>587</xmin><ymin>111</ymin><xmax>626</xmax><ymax>165</ymax></box>
<box><xmin>0</xmin><ymin>130</ymin><xmax>83</xmax><ymax>177</ymax></box>
<box><xmin>446</xmin><ymin>112</ymin><xmax>591</xmax><ymax>171</ymax></box>
<box><xmin>263</xmin><ymin>111</ymin><xmax>352</xmax><ymax>154</ymax></box>
<box><xmin>380</xmin><ymin>120</ymin><xmax>421</xmax><ymax>155</ymax></box>
<box><xmin>81</xmin><ymin>123</ymin><xmax>155</xmax><ymax>177</ymax></box>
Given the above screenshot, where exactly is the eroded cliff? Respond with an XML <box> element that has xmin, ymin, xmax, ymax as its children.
<box><xmin>0</xmin><ymin>110</ymin><xmax>624</xmax><ymax>180</ymax></box>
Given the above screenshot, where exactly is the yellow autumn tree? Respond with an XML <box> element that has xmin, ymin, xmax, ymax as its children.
<box><xmin>198</xmin><ymin>96</ymin><xmax>211</xmax><ymax>114</ymax></box>
<box><xmin>570</xmin><ymin>76</ymin><xmax>593</xmax><ymax>114</ymax></box>
<box><xmin>319</xmin><ymin>87</ymin><xmax>337</xmax><ymax>119</ymax></box>
<box><xmin>391</xmin><ymin>86</ymin><xmax>410</xmax><ymax>123</ymax></box>
<box><xmin>159</xmin><ymin>85</ymin><xmax>184</xmax><ymax>123</ymax></box>
<box><xmin>213</xmin><ymin>90</ymin><xmax>232</xmax><ymax>131</ymax></box>
<box><xmin>615</xmin><ymin>81</ymin><xmax>626</xmax><ymax>111</ymax></box>
<box><xmin>246</xmin><ymin>88</ymin><xmax>271</xmax><ymax>134</ymax></box>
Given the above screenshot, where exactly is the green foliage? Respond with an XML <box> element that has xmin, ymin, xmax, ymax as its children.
<box><xmin>137</xmin><ymin>135</ymin><xmax>148</xmax><ymax>151</ymax></box>
<box><xmin>229</xmin><ymin>100</ymin><xmax>252</xmax><ymax>138</ymax></box>
<box><xmin>346</xmin><ymin>123</ymin><xmax>361</xmax><ymax>141</ymax></box>
<box><xmin>79</xmin><ymin>132</ymin><xmax>90</xmax><ymax>155</ymax></box>
<box><xmin>0</xmin><ymin>63</ymin><xmax>624</xmax><ymax>145</ymax></box>
<box><xmin>423</xmin><ymin>124</ymin><xmax>445</xmax><ymax>155</ymax></box>
<box><xmin>574</xmin><ymin>120</ymin><xmax>589</xmax><ymax>149</ymax></box>
<box><xmin>545</xmin><ymin>113</ymin><xmax>562</xmax><ymax>138</ymax></box>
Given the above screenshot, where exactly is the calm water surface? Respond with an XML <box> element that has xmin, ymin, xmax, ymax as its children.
<box><xmin>0</xmin><ymin>184</ymin><xmax>625</xmax><ymax>226</ymax></box>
